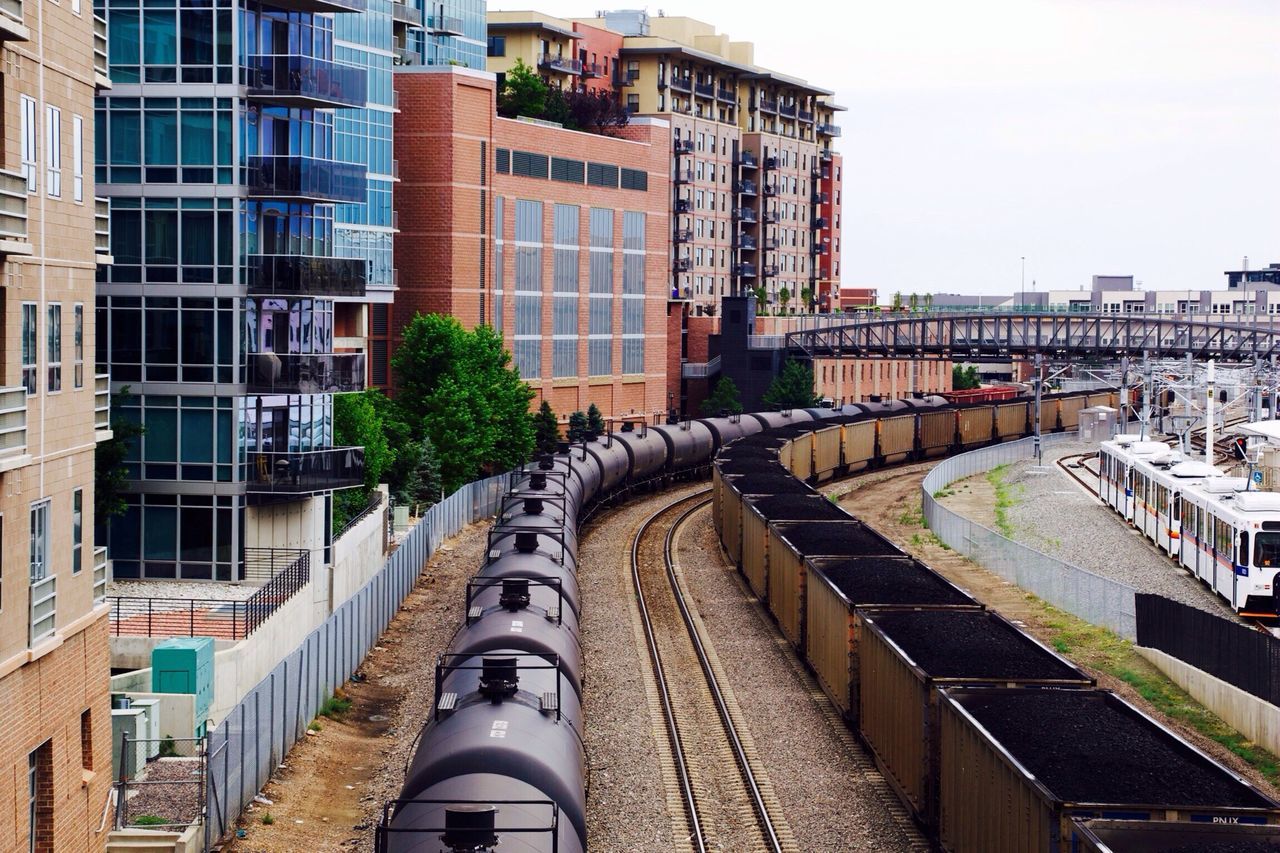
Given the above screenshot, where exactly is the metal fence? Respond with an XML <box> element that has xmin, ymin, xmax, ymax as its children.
<box><xmin>921</xmin><ymin>433</ymin><xmax>1139</xmax><ymax>640</ymax></box>
<box><xmin>201</xmin><ymin>472</ymin><xmax>507</xmax><ymax>849</ymax></box>
<box><xmin>115</xmin><ymin>735</ymin><xmax>208</xmax><ymax>832</ymax></box>
<box><xmin>1135</xmin><ymin>593</ymin><xmax>1280</xmax><ymax>705</ymax></box>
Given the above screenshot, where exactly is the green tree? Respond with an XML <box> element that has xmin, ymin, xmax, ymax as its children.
<box><xmin>565</xmin><ymin>88</ymin><xmax>630</xmax><ymax>135</ymax></box>
<box><xmin>567</xmin><ymin>410</ymin><xmax>588</xmax><ymax>442</ymax></box>
<box><xmin>334</xmin><ymin>391</ymin><xmax>391</xmax><ymax>492</ymax></box>
<box><xmin>95</xmin><ymin>387</ymin><xmax>145</xmax><ymax>523</ymax></box>
<box><xmin>909</xmin><ymin>293</ymin><xmax>919</xmax><ymax>311</ymax></box>
<box><xmin>951</xmin><ymin>365</ymin><xmax>982</xmax><ymax>390</ymax></box>
<box><xmin>762</xmin><ymin>360</ymin><xmax>819</xmax><ymax>409</ymax></box>
<box><xmin>778</xmin><ymin>286</ymin><xmax>792</xmax><ymax>314</ymax></box>
<box><xmin>699</xmin><ymin>376</ymin><xmax>744</xmax><ymax>416</ymax></box>
<box><xmin>496</xmin><ymin>58</ymin><xmax>547</xmax><ymax>120</ymax></box>
<box><xmin>586</xmin><ymin>403</ymin><xmax>606</xmax><ymax>435</ymax></box>
<box><xmin>533</xmin><ymin>400</ymin><xmax>560</xmax><ymax>454</ymax></box>
<box><xmin>891</xmin><ymin>291</ymin><xmax>903</xmax><ymax>310</ymax></box>
<box><xmin>924</xmin><ymin>293</ymin><xmax>934</xmax><ymax>311</ymax></box>
<box><xmin>542</xmin><ymin>87</ymin><xmax>574</xmax><ymax>127</ymax></box>
<box><xmin>393</xmin><ymin>314</ymin><xmax>535</xmax><ymax>493</ymax></box>
<box><xmin>800</xmin><ymin>287</ymin><xmax>814</xmax><ymax>312</ymax></box>
<box><xmin>752</xmin><ymin>285</ymin><xmax>769</xmax><ymax>315</ymax></box>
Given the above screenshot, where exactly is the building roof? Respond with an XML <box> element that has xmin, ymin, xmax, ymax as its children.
<box><xmin>487</xmin><ymin>11</ymin><xmax>579</xmax><ymax>39</ymax></box>
<box><xmin>617</xmin><ymin>37</ymin><xmax>758</xmax><ymax>74</ymax></box>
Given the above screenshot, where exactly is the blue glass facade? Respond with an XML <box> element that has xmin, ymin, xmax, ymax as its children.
<box><xmin>398</xmin><ymin>0</ymin><xmax>484</xmax><ymax>69</ymax></box>
<box><xmin>95</xmin><ymin>0</ymin><xmax>398</xmax><ymax>580</ymax></box>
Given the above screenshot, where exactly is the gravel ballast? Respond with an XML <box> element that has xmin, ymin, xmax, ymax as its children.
<box><xmin>869</xmin><ymin>610</ymin><xmax>1085</xmax><ymax>680</ymax></box>
<box><xmin>810</xmin><ymin>556</ymin><xmax>977</xmax><ymax>607</ymax></box>
<box><xmin>960</xmin><ymin>690</ymin><xmax>1273</xmax><ymax>807</ymax></box>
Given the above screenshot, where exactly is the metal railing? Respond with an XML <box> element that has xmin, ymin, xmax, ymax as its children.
<box><xmin>538</xmin><ymin>53</ymin><xmax>581</xmax><ymax>74</ymax></box>
<box><xmin>681</xmin><ymin>355</ymin><xmax>721</xmax><ymax>378</ymax></box>
<box><xmin>0</xmin><ymin>168</ymin><xmax>28</xmax><ymax>243</ymax></box>
<box><xmin>95</xmin><ymin>373</ymin><xmax>110</xmax><ymax>430</ymax></box>
<box><xmin>737</xmin><ymin>151</ymin><xmax>758</xmax><ymax>168</ymax></box>
<box><xmin>734</xmin><ymin>262</ymin><xmax>757</xmax><ymax>278</ymax></box>
<box><xmin>245</xmin><ymin>254</ymin><xmax>367</xmax><ymax>298</ymax></box>
<box><xmin>673</xmin><ymin>138</ymin><xmax>694</xmax><ymax>154</ymax></box>
<box><xmin>674</xmin><ymin>168</ymin><xmax>693</xmax><ymax>184</ymax></box>
<box><xmin>0</xmin><ymin>385</ymin><xmax>27</xmax><ymax>456</ymax></box>
<box><xmin>246</xmin><ymin>155</ymin><xmax>367</xmax><ymax>203</ymax></box>
<box><xmin>242</xmin><ymin>547</ymin><xmax>308</xmax><ymax>584</ymax></box>
<box><xmin>734</xmin><ymin>207</ymin><xmax>757</xmax><ymax>223</ymax></box>
<box><xmin>95</xmin><ymin>197</ymin><xmax>111</xmax><ymax>255</ymax></box>
<box><xmin>243</xmin><ymin>447</ymin><xmax>365</xmax><ymax>495</ymax></box>
<box><xmin>389</xmin><ymin>0</ymin><xmax>422</xmax><ymax>26</ymax></box>
<box><xmin>735</xmin><ymin>234</ymin><xmax>758</xmax><ymax>250</ymax></box>
<box><xmin>695</xmin><ymin>81</ymin><xmax>714</xmax><ymax>97</ymax></box>
<box><xmin>245</xmin><ymin>54</ymin><xmax>368</xmax><ymax>108</ymax></box>
<box><xmin>426</xmin><ymin>13</ymin><xmax>463</xmax><ymax>33</ymax></box>
<box><xmin>581</xmin><ymin>61</ymin><xmax>603</xmax><ymax>78</ymax></box>
<box><xmin>747</xmin><ymin>334</ymin><xmax>785</xmax><ymax>349</ymax></box>
<box><xmin>921</xmin><ymin>433</ymin><xmax>1137</xmax><ymax>640</ymax></box>
<box><xmin>335</xmin><ymin>491</ymin><xmax>385</xmax><ymax>541</ymax></box>
<box><xmin>30</xmin><ymin>574</ymin><xmax>55</xmax><ymax>644</ymax></box>
<box><xmin>735</xmin><ymin>179</ymin><xmax>757</xmax><ymax>195</ymax></box>
<box><xmin>247</xmin><ymin>351</ymin><xmax>366</xmax><ymax>394</ymax></box>
<box><xmin>115</xmin><ymin>735</ymin><xmax>208</xmax><ymax>833</ymax></box>
<box><xmin>759</xmin><ymin>97</ymin><xmax>778</xmax><ymax>113</ymax></box>
<box><xmin>779</xmin><ymin>102</ymin><xmax>797</xmax><ymax>117</ymax></box>
<box><xmin>717</xmin><ymin>87</ymin><xmax>737</xmax><ymax>103</ymax></box>
<box><xmin>817</xmin><ymin>122</ymin><xmax>841</xmax><ymax>137</ymax></box>
<box><xmin>670</xmin><ymin>76</ymin><xmax>692</xmax><ymax>93</ymax></box>
<box><xmin>798</xmin><ymin>109</ymin><xmax>814</xmax><ymax>122</ymax></box>
<box><xmin>93</xmin><ymin>546</ymin><xmax>108</xmax><ymax>605</ymax></box>
<box><xmin>673</xmin><ymin>228</ymin><xmax>693</xmax><ymax>243</ymax></box>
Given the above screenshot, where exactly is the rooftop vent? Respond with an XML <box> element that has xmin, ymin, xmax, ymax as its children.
<box><xmin>442</xmin><ymin>804</ymin><xmax>498</xmax><ymax>852</ymax></box>
<box><xmin>523</xmin><ymin>497</ymin><xmax>544</xmax><ymax>515</ymax></box>
<box><xmin>529</xmin><ymin>472</ymin><xmax>548</xmax><ymax>490</ymax></box>
<box><xmin>500</xmin><ymin>578</ymin><xmax>530</xmax><ymax>611</ymax></box>
<box><xmin>514</xmin><ymin>531</ymin><xmax>540</xmax><ymax>553</ymax></box>
<box><xmin>537</xmin><ymin>454</ymin><xmax>556</xmax><ymax>471</ymax></box>
<box><xmin>479</xmin><ymin>656</ymin><xmax>519</xmax><ymax>701</ymax></box>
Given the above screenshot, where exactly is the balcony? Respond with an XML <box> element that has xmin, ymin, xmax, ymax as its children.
<box><xmin>734</xmin><ymin>179</ymin><xmax>757</xmax><ymax>196</ymax></box>
<box><xmin>717</xmin><ymin>87</ymin><xmax>736</xmax><ymax>103</ymax></box>
<box><xmin>249</xmin><ymin>352</ymin><xmax>366</xmax><ymax>394</ymax></box>
<box><xmin>798</xmin><ymin>109</ymin><xmax>814</xmax><ymax>123</ymax></box>
<box><xmin>811</xmin><ymin>242</ymin><xmax>830</xmax><ymax>256</ymax></box>
<box><xmin>759</xmin><ymin>98</ymin><xmax>778</xmax><ymax>113</ymax></box>
<box><xmin>0</xmin><ymin>169</ymin><xmax>30</xmax><ymax>256</ymax></box>
<box><xmin>763</xmin><ymin>236</ymin><xmax>779</xmax><ymax>250</ymax></box>
<box><xmin>674</xmin><ymin>168</ymin><xmax>693</xmax><ymax>184</ymax></box>
<box><xmin>30</xmin><ymin>574</ymin><xmax>55</xmax><ymax>645</ymax></box>
<box><xmin>93</xmin><ymin>14</ymin><xmax>110</xmax><ymax>89</ymax></box>
<box><xmin>245</xmin><ymin>254</ymin><xmax>368</xmax><ymax>298</ymax></box>
<box><xmin>673</xmin><ymin>257</ymin><xmax>692</xmax><ymax>273</ymax></box>
<box><xmin>812</xmin><ymin>190</ymin><xmax>830</xmax><ymax>204</ymax></box>
<box><xmin>734</xmin><ymin>263</ymin><xmax>757</xmax><ymax>278</ymax></box>
<box><xmin>763</xmin><ymin>183</ymin><xmax>779</xmax><ymax>197</ymax></box>
<box><xmin>390</xmin><ymin>0</ymin><xmax>423</xmax><ymax>27</ymax></box>
<box><xmin>245</xmin><ymin>447</ymin><xmax>365</xmax><ymax>498</ymax></box>
<box><xmin>734</xmin><ymin>207</ymin><xmax>757</xmax><ymax>223</ymax></box>
<box><xmin>763</xmin><ymin>156</ymin><xmax>778</xmax><ymax>171</ymax></box>
<box><xmin>779</xmin><ymin>102</ymin><xmax>797</xmax><ymax>118</ymax></box>
<box><xmin>673</xmin><ymin>228</ymin><xmax>693</xmax><ymax>244</ymax></box>
<box><xmin>674</xmin><ymin>138</ymin><xmax>694</xmax><ymax>154</ymax></box>
<box><xmin>394</xmin><ymin>46</ymin><xmax>418</xmax><ymax>66</ymax></box>
<box><xmin>270</xmin><ymin>0</ymin><xmax>364</xmax><ymax>13</ymax></box>
<box><xmin>538</xmin><ymin>54</ymin><xmax>581</xmax><ymax>74</ymax></box>
<box><xmin>669</xmin><ymin>76</ymin><xmax>692</xmax><ymax>93</ymax></box>
<box><xmin>94</xmin><ymin>197</ymin><xmax>112</xmax><ymax>263</ymax></box>
<box><xmin>812</xmin><ymin>216</ymin><xmax>829</xmax><ymax>229</ymax></box>
<box><xmin>95</xmin><ymin>373</ymin><xmax>111</xmax><ymax>434</ymax></box>
<box><xmin>0</xmin><ymin>0</ymin><xmax>28</xmax><ymax>42</ymax></box>
<box><xmin>426</xmin><ymin>13</ymin><xmax>464</xmax><ymax>34</ymax></box>
<box><xmin>818</xmin><ymin>123</ymin><xmax>842</xmax><ymax>137</ymax></box>
<box><xmin>247</xmin><ymin>155</ymin><xmax>367</xmax><ymax>203</ymax></box>
<box><xmin>247</xmin><ymin>55</ymin><xmax>368</xmax><ymax>109</ymax></box>
<box><xmin>820</xmin><ymin>148</ymin><xmax>833</xmax><ymax>162</ymax></box>
<box><xmin>762</xmin><ymin>264</ymin><xmax>779</xmax><ymax>277</ymax></box>
<box><xmin>582</xmin><ymin>62</ymin><xmax>603</xmax><ymax>78</ymax></box>
<box><xmin>736</xmin><ymin>151</ymin><xmax>758</xmax><ymax>169</ymax></box>
<box><xmin>674</xmin><ymin>198</ymin><xmax>692</xmax><ymax>214</ymax></box>
<box><xmin>812</xmin><ymin>165</ymin><xmax>830</xmax><ymax>180</ymax></box>
<box><xmin>763</xmin><ymin>209</ymin><xmax>780</xmax><ymax>224</ymax></box>
<box><xmin>93</xmin><ymin>547</ymin><xmax>109</xmax><ymax>606</ymax></box>
<box><xmin>614</xmin><ymin>68</ymin><xmax>638</xmax><ymax>87</ymax></box>
<box><xmin>695</xmin><ymin>82</ymin><xmax>714</xmax><ymax>98</ymax></box>
<box><xmin>0</xmin><ymin>386</ymin><xmax>28</xmax><ymax>472</ymax></box>
<box><xmin>735</xmin><ymin>233</ymin><xmax>757</xmax><ymax>251</ymax></box>
<box><xmin>681</xmin><ymin>355</ymin><xmax>721</xmax><ymax>379</ymax></box>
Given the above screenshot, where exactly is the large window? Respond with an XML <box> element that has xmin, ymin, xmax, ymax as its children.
<box><xmin>73</xmin><ymin>305</ymin><xmax>84</xmax><ymax>389</ymax></box>
<box><xmin>21</xmin><ymin>304</ymin><xmax>37</xmax><ymax>396</ymax></box>
<box><xmin>513</xmin><ymin>200</ymin><xmax>542</xmax><ymax>379</ymax></box>
<box><xmin>114</xmin><ymin>393</ymin><xmax>237</xmax><ymax>483</ymax></box>
<box><xmin>588</xmin><ymin>208</ymin><xmax>613</xmax><ymax>376</ymax></box>
<box><xmin>486</xmin><ymin>35</ymin><xmax>505</xmax><ymax>57</ymax></box>
<box><xmin>44</xmin><ymin>106</ymin><xmax>61</xmax><ymax>198</ymax></box>
<box><xmin>552</xmin><ymin>204</ymin><xmax>579</xmax><ymax>379</ymax></box>
<box><xmin>621</xmin><ymin>211</ymin><xmax>646</xmax><ymax>374</ymax></box>
<box><xmin>20</xmin><ymin>96</ymin><xmax>36</xmax><ymax>192</ymax></box>
<box><xmin>29</xmin><ymin>500</ymin><xmax>49</xmax><ymax>582</ymax></box>
<box><xmin>97</xmin><ymin>98</ymin><xmax>235</xmax><ymax>184</ymax></box>
<box><xmin>109</xmin><ymin>493</ymin><xmax>239</xmax><ymax>580</ymax></box>
<box><xmin>493</xmin><ymin>196</ymin><xmax>504</xmax><ymax>333</ymax></box>
<box><xmin>72</xmin><ymin>490</ymin><xmax>83</xmax><ymax>574</ymax></box>
<box><xmin>103</xmin><ymin>197</ymin><xmax>237</xmax><ymax>286</ymax></box>
<box><xmin>46</xmin><ymin>305</ymin><xmax>61</xmax><ymax>393</ymax></box>
<box><xmin>102</xmin><ymin>296</ymin><xmax>237</xmax><ymax>384</ymax></box>
<box><xmin>72</xmin><ymin>115</ymin><xmax>84</xmax><ymax>202</ymax></box>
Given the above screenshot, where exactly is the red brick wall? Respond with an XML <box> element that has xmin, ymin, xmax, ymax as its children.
<box><xmin>571</xmin><ymin>22</ymin><xmax>623</xmax><ymax>94</ymax></box>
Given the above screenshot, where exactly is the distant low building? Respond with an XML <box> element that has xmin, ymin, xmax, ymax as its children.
<box><xmin>1226</xmin><ymin>262</ymin><xmax>1280</xmax><ymax>290</ymax></box>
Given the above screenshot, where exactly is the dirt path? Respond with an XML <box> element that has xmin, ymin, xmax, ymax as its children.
<box><xmin>222</xmin><ymin>521</ymin><xmax>489</xmax><ymax>852</ymax></box>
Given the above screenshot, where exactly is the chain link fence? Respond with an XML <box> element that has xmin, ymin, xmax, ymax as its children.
<box><xmin>921</xmin><ymin>433</ymin><xmax>1138</xmax><ymax>640</ymax></box>
<box><xmin>115</xmin><ymin>735</ymin><xmax>207</xmax><ymax>832</ymax></box>
<box><xmin>202</xmin><ymin>473</ymin><xmax>507</xmax><ymax>849</ymax></box>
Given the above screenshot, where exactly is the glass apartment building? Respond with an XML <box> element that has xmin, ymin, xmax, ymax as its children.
<box><xmin>395</xmin><ymin>0</ymin><xmax>485</xmax><ymax>68</ymax></box>
<box><xmin>94</xmin><ymin>0</ymin><xmax>415</xmax><ymax>579</ymax></box>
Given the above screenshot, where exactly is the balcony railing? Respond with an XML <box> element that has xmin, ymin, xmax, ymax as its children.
<box><xmin>244</xmin><ymin>447</ymin><xmax>365</xmax><ymax>496</ymax></box>
<box><xmin>0</xmin><ymin>385</ymin><xmax>27</xmax><ymax>461</ymax></box>
<box><xmin>394</xmin><ymin>46</ymin><xmax>418</xmax><ymax>66</ymax></box>
<box><xmin>582</xmin><ymin>62</ymin><xmax>603</xmax><ymax>78</ymax></box>
<box><xmin>733</xmin><ymin>233</ymin><xmax>757</xmax><ymax>252</ymax></box>
<box><xmin>695</xmin><ymin>82</ymin><xmax>714</xmax><ymax>98</ymax></box>
<box><xmin>820</xmin><ymin>148</ymin><xmax>833</xmax><ymax>162</ymax></box>
<box><xmin>93</xmin><ymin>547</ymin><xmax>109</xmax><ymax>606</ymax></box>
<box><xmin>734</xmin><ymin>263</ymin><xmax>757</xmax><ymax>278</ymax></box>
<box><xmin>811</xmin><ymin>242</ymin><xmax>829</xmax><ymax>255</ymax></box>
<box><xmin>762</xmin><ymin>264</ymin><xmax>779</xmax><ymax>277</ymax></box>
<box><xmin>812</xmin><ymin>165</ymin><xmax>831</xmax><ymax>180</ymax></box>
<box><xmin>249</xmin><ymin>352</ymin><xmax>366</xmax><ymax>394</ymax></box>
<box><xmin>674</xmin><ymin>138</ymin><xmax>694</xmax><ymax>154</ymax></box>
<box><xmin>681</xmin><ymin>355</ymin><xmax>721</xmax><ymax>379</ymax></box>
<box><xmin>271</xmin><ymin>0</ymin><xmax>364</xmax><ymax>13</ymax></box>
<box><xmin>763</xmin><ymin>236</ymin><xmax>780</xmax><ymax>250</ymax></box>
<box><xmin>426</xmin><ymin>13</ymin><xmax>463</xmax><ymax>33</ymax></box>
<box><xmin>390</xmin><ymin>0</ymin><xmax>423</xmax><ymax>26</ymax></box>
<box><xmin>674</xmin><ymin>168</ymin><xmax>693</xmax><ymax>184</ymax></box>
<box><xmin>812</xmin><ymin>190</ymin><xmax>830</xmax><ymax>204</ymax></box>
<box><xmin>717</xmin><ymin>87</ymin><xmax>736</xmax><ymax>103</ymax></box>
<box><xmin>613</xmin><ymin>67</ymin><xmax>639</xmax><ymax>87</ymax></box>
<box><xmin>734</xmin><ymin>179</ymin><xmax>757</xmax><ymax>196</ymax></box>
<box><xmin>812</xmin><ymin>216</ymin><xmax>829</xmax><ymax>229</ymax></box>
<box><xmin>245</xmin><ymin>254</ymin><xmax>368</xmax><ymax>298</ymax></box>
<box><xmin>759</xmin><ymin>97</ymin><xmax>778</xmax><ymax>113</ymax></box>
<box><xmin>673</xmin><ymin>228</ymin><xmax>693</xmax><ymax>244</ymax></box>
<box><xmin>93</xmin><ymin>14</ymin><xmax>110</xmax><ymax>89</ymax></box>
<box><xmin>30</xmin><ymin>574</ymin><xmax>55</xmax><ymax>645</ymax></box>
<box><xmin>763</xmin><ymin>183</ymin><xmax>779</xmax><ymax>197</ymax></box>
<box><xmin>763</xmin><ymin>156</ymin><xmax>778</xmax><ymax>171</ymax></box>
<box><xmin>0</xmin><ymin>169</ymin><xmax>29</xmax><ymax>248</ymax></box>
<box><xmin>736</xmin><ymin>151</ymin><xmax>757</xmax><ymax>169</ymax></box>
<box><xmin>818</xmin><ymin>123</ymin><xmax>842</xmax><ymax>137</ymax></box>
<box><xmin>763</xmin><ymin>209</ymin><xmax>780</xmax><ymax>224</ymax></box>
<box><xmin>673</xmin><ymin>257</ymin><xmax>692</xmax><ymax>273</ymax></box>
<box><xmin>670</xmin><ymin>76</ymin><xmax>692</xmax><ymax>93</ymax></box>
<box><xmin>95</xmin><ymin>197</ymin><xmax>111</xmax><ymax>258</ymax></box>
<box><xmin>0</xmin><ymin>0</ymin><xmax>27</xmax><ymax>41</ymax></box>
<box><xmin>674</xmin><ymin>198</ymin><xmax>692</xmax><ymax>214</ymax></box>
<box><xmin>246</xmin><ymin>155</ymin><xmax>367</xmax><ymax>202</ymax></box>
<box><xmin>798</xmin><ymin>109</ymin><xmax>814</xmax><ymax>123</ymax></box>
<box><xmin>779</xmin><ymin>102</ymin><xmax>797</xmax><ymax>118</ymax></box>
<box><xmin>538</xmin><ymin>54</ymin><xmax>581</xmax><ymax>74</ymax></box>
<box><xmin>95</xmin><ymin>373</ymin><xmax>111</xmax><ymax>431</ymax></box>
<box><xmin>246</xmin><ymin>55</ymin><xmax>368</xmax><ymax>108</ymax></box>
<box><xmin>734</xmin><ymin>207</ymin><xmax>757</xmax><ymax>223</ymax></box>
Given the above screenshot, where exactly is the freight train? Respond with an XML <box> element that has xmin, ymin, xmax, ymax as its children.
<box><xmin>375</xmin><ymin>386</ymin><xmax>1279</xmax><ymax>853</ymax></box>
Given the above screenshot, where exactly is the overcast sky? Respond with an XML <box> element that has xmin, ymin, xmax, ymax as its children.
<box><xmin>491</xmin><ymin>1</ymin><xmax>1280</xmax><ymax>295</ymax></box>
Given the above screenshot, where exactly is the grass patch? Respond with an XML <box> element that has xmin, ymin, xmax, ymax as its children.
<box><xmin>932</xmin><ymin>488</ymin><xmax>955</xmax><ymax>499</ymax></box>
<box><xmin>132</xmin><ymin>815</ymin><xmax>168</xmax><ymax>827</ymax></box>
<box><xmin>986</xmin><ymin>464</ymin><xmax>1020</xmax><ymax>537</ymax></box>
<box><xmin>1031</xmin><ymin>597</ymin><xmax>1280</xmax><ymax>786</ymax></box>
<box><xmin>307</xmin><ymin>720</ymin><xmax>322</xmax><ymax>732</ymax></box>
<box><xmin>898</xmin><ymin>500</ymin><xmax>926</xmax><ymax>528</ymax></box>
<box><xmin>319</xmin><ymin>691</ymin><xmax>353</xmax><ymax>720</ymax></box>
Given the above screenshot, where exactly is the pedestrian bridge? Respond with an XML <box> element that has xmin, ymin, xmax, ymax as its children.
<box><xmin>764</xmin><ymin>313</ymin><xmax>1280</xmax><ymax>362</ymax></box>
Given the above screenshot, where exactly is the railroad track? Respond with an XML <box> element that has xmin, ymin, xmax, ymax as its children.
<box><xmin>631</xmin><ymin>491</ymin><xmax>796</xmax><ymax>853</ymax></box>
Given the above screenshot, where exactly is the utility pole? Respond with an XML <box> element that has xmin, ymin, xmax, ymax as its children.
<box><xmin>1033</xmin><ymin>351</ymin><xmax>1043</xmax><ymax>465</ymax></box>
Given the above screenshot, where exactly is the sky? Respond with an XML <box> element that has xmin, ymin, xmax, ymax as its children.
<box><xmin>489</xmin><ymin>0</ymin><xmax>1280</xmax><ymax>295</ymax></box>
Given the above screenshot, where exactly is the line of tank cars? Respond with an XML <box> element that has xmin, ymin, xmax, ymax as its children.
<box><xmin>374</xmin><ymin>387</ymin><xmax>1280</xmax><ymax>853</ymax></box>
<box><xmin>1099</xmin><ymin>434</ymin><xmax>1280</xmax><ymax>616</ymax></box>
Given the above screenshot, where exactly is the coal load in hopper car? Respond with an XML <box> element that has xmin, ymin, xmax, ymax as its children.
<box><xmin>1072</xmin><ymin>818</ymin><xmax>1280</xmax><ymax>853</ymax></box>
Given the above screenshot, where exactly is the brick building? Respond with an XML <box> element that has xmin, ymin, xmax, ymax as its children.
<box><xmin>394</xmin><ymin>66</ymin><xmax>670</xmax><ymax>418</ymax></box>
<box><xmin>0</xmin><ymin>0</ymin><xmax>114</xmax><ymax>848</ymax></box>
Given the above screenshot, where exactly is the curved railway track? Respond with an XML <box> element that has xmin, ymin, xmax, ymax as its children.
<box><xmin>631</xmin><ymin>491</ymin><xmax>795</xmax><ymax>853</ymax></box>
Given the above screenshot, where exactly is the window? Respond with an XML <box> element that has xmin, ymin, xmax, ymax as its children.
<box><xmin>487</xmin><ymin>35</ymin><xmax>505</xmax><ymax>57</ymax></box>
<box><xmin>72</xmin><ymin>115</ymin><xmax>84</xmax><ymax>202</ymax></box>
<box><xmin>626</xmin><ymin>93</ymin><xmax>639</xmax><ymax>114</ymax></box>
<box><xmin>45</xmin><ymin>106</ymin><xmax>61</xmax><ymax>198</ymax></box>
<box><xmin>73</xmin><ymin>305</ymin><xmax>84</xmax><ymax>388</ymax></box>
<box><xmin>47</xmin><ymin>305</ymin><xmax>61</xmax><ymax>393</ymax></box>
<box><xmin>20</xmin><ymin>96</ymin><xmax>36</xmax><ymax>192</ymax></box>
<box><xmin>80</xmin><ymin>711</ymin><xmax>93</xmax><ymax>771</ymax></box>
<box><xmin>21</xmin><ymin>304</ymin><xmax>37</xmax><ymax>396</ymax></box>
<box><xmin>72</xmin><ymin>489</ymin><xmax>83</xmax><ymax>574</ymax></box>
<box><xmin>29</xmin><ymin>742</ymin><xmax>53</xmax><ymax>853</ymax></box>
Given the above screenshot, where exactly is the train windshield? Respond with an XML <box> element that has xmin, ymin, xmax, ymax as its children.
<box><xmin>1255</xmin><ymin>534</ymin><xmax>1280</xmax><ymax>569</ymax></box>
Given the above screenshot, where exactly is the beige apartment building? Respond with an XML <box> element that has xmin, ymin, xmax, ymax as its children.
<box><xmin>0</xmin><ymin>2</ymin><xmax>114</xmax><ymax>850</ymax></box>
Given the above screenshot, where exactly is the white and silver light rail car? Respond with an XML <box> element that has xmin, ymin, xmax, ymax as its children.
<box><xmin>1099</xmin><ymin>437</ymin><xmax>1280</xmax><ymax>615</ymax></box>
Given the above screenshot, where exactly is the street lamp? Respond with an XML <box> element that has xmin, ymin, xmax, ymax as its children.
<box><xmin>1021</xmin><ymin>256</ymin><xmax>1026</xmax><ymax>305</ymax></box>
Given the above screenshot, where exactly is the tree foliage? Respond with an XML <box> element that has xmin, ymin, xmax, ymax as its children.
<box><xmin>699</xmin><ymin>376</ymin><xmax>744</xmax><ymax>416</ymax></box>
<box><xmin>95</xmin><ymin>387</ymin><xmax>146</xmax><ymax>523</ymax></box>
<box><xmin>534</xmin><ymin>400</ymin><xmax>560</xmax><ymax>454</ymax></box>
<box><xmin>586</xmin><ymin>403</ymin><xmax>606</xmax><ymax>435</ymax></box>
<box><xmin>567</xmin><ymin>411</ymin><xmax>588</xmax><ymax>443</ymax></box>
<box><xmin>800</xmin><ymin>287</ymin><xmax>814</xmax><ymax>312</ymax></box>
<box><xmin>952</xmin><ymin>365</ymin><xmax>981</xmax><ymax>390</ymax></box>
<box><xmin>778</xmin><ymin>286</ymin><xmax>792</xmax><ymax>313</ymax></box>
<box><xmin>334</xmin><ymin>391</ymin><xmax>391</xmax><ymax>492</ymax></box>
<box><xmin>762</xmin><ymin>360</ymin><xmax>819</xmax><ymax>410</ymax></box>
<box><xmin>564</xmin><ymin>88</ymin><xmax>630</xmax><ymax>134</ymax></box>
<box><xmin>752</xmin><ymin>285</ymin><xmax>769</xmax><ymax>315</ymax></box>
<box><xmin>496</xmin><ymin>59</ymin><xmax>547</xmax><ymax>120</ymax></box>
<box><xmin>393</xmin><ymin>314</ymin><xmax>535</xmax><ymax>493</ymax></box>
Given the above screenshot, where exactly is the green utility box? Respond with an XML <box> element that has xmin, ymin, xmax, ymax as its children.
<box><xmin>151</xmin><ymin>637</ymin><xmax>214</xmax><ymax>735</ymax></box>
